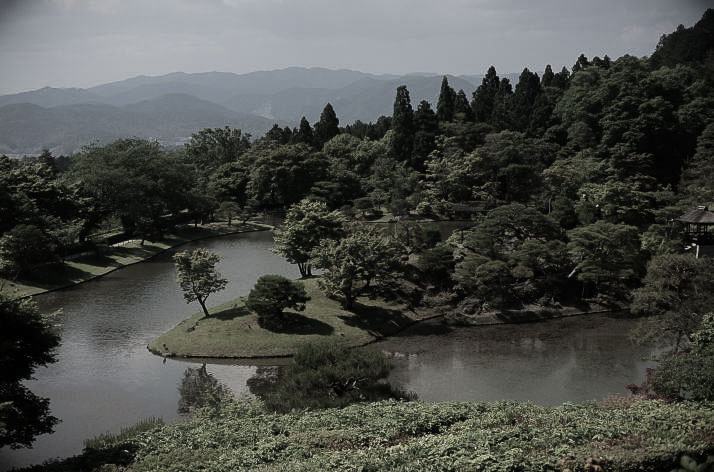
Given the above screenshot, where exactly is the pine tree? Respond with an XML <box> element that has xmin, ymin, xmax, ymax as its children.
<box><xmin>471</xmin><ymin>66</ymin><xmax>500</xmax><ymax>123</ymax></box>
<box><xmin>314</xmin><ymin>103</ymin><xmax>339</xmax><ymax>147</ymax></box>
<box><xmin>391</xmin><ymin>85</ymin><xmax>415</xmax><ymax>163</ymax></box>
<box><xmin>436</xmin><ymin>76</ymin><xmax>456</xmax><ymax>122</ymax></box>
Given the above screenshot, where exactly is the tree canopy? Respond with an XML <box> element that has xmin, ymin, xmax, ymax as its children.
<box><xmin>173</xmin><ymin>249</ymin><xmax>228</xmax><ymax>318</ymax></box>
<box><xmin>273</xmin><ymin>199</ymin><xmax>346</xmax><ymax>277</ymax></box>
<box><xmin>0</xmin><ymin>295</ymin><xmax>59</xmax><ymax>449</ymax></box>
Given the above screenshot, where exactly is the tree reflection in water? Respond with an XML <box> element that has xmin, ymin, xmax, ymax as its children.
<box><xmin>246</xmin><ymin>366</ymin><xmax>282</xmax><ymax>397</ymax></box>
<box><xmin>177</xmin><ymin>364</ymin><xmax>230</xmax><ymax>414</ymax></box>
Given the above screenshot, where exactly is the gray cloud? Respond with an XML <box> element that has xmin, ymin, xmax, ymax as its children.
<box><xmin>0</xmin><ymin>0</ymin><xmax>707</xmax><ymax>94</ymax></box>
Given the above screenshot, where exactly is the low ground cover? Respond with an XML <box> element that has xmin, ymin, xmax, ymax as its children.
<box><xmin>24</xmin><ymin>398</ymin><xmax>714</xmax><ymax>472</ymax></box>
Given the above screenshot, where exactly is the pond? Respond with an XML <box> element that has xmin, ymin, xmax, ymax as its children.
<box><xmin>0</xmin><ymin>230</ymin><xmax>658</xmax><ymax>470</ymax></box>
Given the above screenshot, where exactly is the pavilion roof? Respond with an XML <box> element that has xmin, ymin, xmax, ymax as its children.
<box><xmin>678</xmin><ymin>206</ymin><xmax>714</xmax><ymax>224</ymax></box>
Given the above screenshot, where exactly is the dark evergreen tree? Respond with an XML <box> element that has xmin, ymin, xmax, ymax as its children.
<box><xmin>294</xmin><ymin>116</ymin><xmax>314</xmax><ymax>145</ymax></box>
<box><xmin>412</xmin><ymin>100</ymin><xmax>439</xmax><ymax>171</ymax></box>
<box><xmin>551</xmin><ymin>66</ymin><xmax>571</xmax><ymax>88</ymax></box>
<box><xmin>471</xmin><ymin>66</ymin><xmax>500</xmax><ymax>123</ymax></box>
<box><xmin>344</xmin><ymin>116</ymin><xmax>392</xmax><ymax>140</ymax></box>
<box><xmin>282</xmin><ymin>126</ymin><xmax>294</xmax><ymax>143</ymax></box>
<box><xmin>650</xmin><ymin>9</ymin><xmax>714</xmax><ymax>68</ymax></box>
<box><xmin>511</xmin><ymin>68</ymin><xmax>542</xmax><ymax>131</ymax></box>
<box><xmin>436</xmin><ymin>76</ymin><xmax>456</xmax><ymax>122</ymax></box>
<box><xmin>265</xmin><ymin>124</ymin><xmax>283</xmax><ymax>142</ymax></box>
<box><xmin>454</xmin><ymin>90</ymin><xmax>474</xmax><ymax>121</ymax></box>
<box><xmin>572</xmin><ymin>53</ymin><xmax>590</xmax><ymax>73</ymax></box>
<box><xmin>246</xmin><ymin>275</ymin><xmax>310</xmax><ymax>329</ymax></box>
<box><xmin>491</xmin><ymin>78</ymin><xmax>513</xmax><ymax>130</ymax></box>
<box><xmin>541</xmin><ymin>65</ymin><xmax>555</xmax><ymax>87</ymax></box>
<box><xmin>391</xmin><ymin>85</ymin><xmax>415</xmax><ymax>163</ymax></box>
<box><xmin>314</xmin><ymin>103</ymin><xmax>340</xmax><ymax>147</ymax></box>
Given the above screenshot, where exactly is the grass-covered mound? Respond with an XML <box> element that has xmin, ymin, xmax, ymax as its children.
<box><xmin>148</xmin><ymin>277</ymin><xmax>420</xmax><ymax>358</ymax></box>
<box><xmin>26</xmin><ymin>398</ymin><xmax>714</xmax><ymax>472</ymax></box>
<box><xmin>0</xmin><ymin>222</ymin><xmax>268</xmax><ymax>299</ymax></box>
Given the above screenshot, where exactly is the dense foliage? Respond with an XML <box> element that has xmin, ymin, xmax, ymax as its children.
<box><xmin>262</xmin><ymin>342</ymin><xmax>409</xmax><ymax>412</ymax></box>
<box><xmin>5</xmin><ymin>11</ymin><xmax>711</xmax><ymax>314</ymax></box>
<box><xmin>245</xmin><ymin>275</ymin><xmax>310</xmax><ymax>328</ymax></box>
<box><xmin>25</xmin><ymin>398</ymin><xmax>714</xmax><ymax>472</ymax></box>
<box><xmin>311</xmin><ymin>225</ymin><xmax>402</xmax><ymax>308</ymax></box>
<box><xmin>0</xmin><ymin>295</ymin><xmax>59</xmax><ymax>448</ymax></box>
<box><xmin>647</xmin><ymin>313</ymin><xmax>714</xmax><ymax>401</ymax></box>
<box><xmin>273</xmin><ymin>199</ymin><xmax>346</xmax><ymax>277</ymax></box>
<box><xmin>173</xmin><ymin>249</ymin><xmax>228</xmax><ymax>318</ymax></box>
<box><xmin>631</xmin><ymin>254</ymin><xmax>714</xmax><ymax>349</ymax></box>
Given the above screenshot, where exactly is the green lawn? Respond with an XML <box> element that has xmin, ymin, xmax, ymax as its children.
<box><xmin>149</xmin><ymin>277</ymin><xmax>419</xmax><ymax>358</ymax></box>
<box><xmin>0</xmin><ymin>222</ymin><xmax>270</xmax><ymax>299</ymax></box>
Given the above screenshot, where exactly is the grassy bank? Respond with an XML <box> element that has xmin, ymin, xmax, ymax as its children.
<box><xmin>149</xmin><ymin>277</ymin><xmax>426</xmax><ymax>358</ymax></box>
<box><xmin>24</xmin><ymin>398</ymin><xmax>714</xmax><ymax>472</ymax></box>
<box><xmin>0</xmin><ymin>222</ymin><xmax>270</xmax><ymax>300</ymax></box>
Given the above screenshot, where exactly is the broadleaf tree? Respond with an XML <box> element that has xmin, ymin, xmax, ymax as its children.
<box><xmin>310</xmin><ymin>225</ymin><xmax>401</xmax><ymax>308</ymax></box>
<box><xmin>173</xmin><ymin>249</ymin><xmax>228</xmax><ymax>318</ymax></box>
<box><xmin>273</xmin><ymin>199</ymin><xmax>346</xmax><ymax>277</ymax></box>
<box><xmin>0</xmin><ymin>295</ymin><xmax>60</xmax><ymax>449</ymax></box>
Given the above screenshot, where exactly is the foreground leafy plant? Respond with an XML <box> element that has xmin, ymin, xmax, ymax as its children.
<box><xmin>25</xmin><ymin>398</ymin><xmax>714</xmax><ymax>472</ymax></box>
<box><xmin>261</xmin><ymin>341</ymin><xmax>412</xmax><ymax>412</ymax></box>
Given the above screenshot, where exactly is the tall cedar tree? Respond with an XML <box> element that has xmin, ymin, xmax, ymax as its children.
<box><xmin>491</xmin><ymin>78</ymin><xmax>514</xmax><ymax>130</ymax></box>
<box><xmin>412</xmin><ymin>100</ymin><xmax>439</xmax><ymax>171</ymax></box>
<box><xmin>541</xmin><ymin>65</ymin><xmax>555</xmax><ymax>87</ymax></box>
<box><xmin>314</xmin><ymin>103</ymin><xmax>339</xmax><ymax>147</ymax></box>
<box><xmin>571</xmin><ymin>53</ymin><xmax>589</xmax><ymax>73</ymax></box>
<box><xmin>511</xmin><ymin>68</ymin><xmax>542</xmax><ymax>131</ymax></box>
<box><xmin>295</xmin><ymin>116</ymin><xmax>314</xmax><ymax>146</ymax></box>
<box><xmin>436</xmin><ymin>76</ymin><xmax>456</xmax><ymax>122</ymax></box>
<box><xmin>391</xmin><ymin>85</ymin><xmax>415</xmax><ymax>163</ymax></box>
<box><xmin>454</xmin><ymin>90</ymin><xmax>474</xmax><ymax>121</ymax></box>
<box><xmin>551</xmin><ymin>66</ymin><xmax>571</xmax><ymax>89</ymax></box>
<box><xmin>471</xmin><ymin>66</ymin><xmax>500</xmax><ymax>123</ymax></box>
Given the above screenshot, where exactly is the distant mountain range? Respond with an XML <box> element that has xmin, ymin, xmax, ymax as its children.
<box><xmin>0</xmin><ymin>67</ymin><xmax>519</xmax><ymax>155</ymax></box>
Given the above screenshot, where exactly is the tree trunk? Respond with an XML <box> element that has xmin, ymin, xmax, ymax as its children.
<box><xmin>344</xmin><ymin>279</ymin><xmax>354</xmax><ymax>309</ymax></box>
<box><xmin>198</xmin><ymin>299</ymin><xmax>210</xmax><ymax>318</ymax></box>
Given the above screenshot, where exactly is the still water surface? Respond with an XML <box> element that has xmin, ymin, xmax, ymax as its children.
<box><xmin>0</xmin><ymin>230</ymin><xmax>657</xmax><ymax>470</ymax></box>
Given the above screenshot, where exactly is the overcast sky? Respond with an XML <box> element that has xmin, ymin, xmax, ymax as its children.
<box><xmin>0</xmin><ymin>0</ymin><xmax>708</xmax><ymax>94</ymax></box>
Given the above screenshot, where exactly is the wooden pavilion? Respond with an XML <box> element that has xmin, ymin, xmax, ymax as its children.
<box><xmin>678</xmin><ymin>205</ymin><xmax>714</xmax><ymax>258</ymax></box>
